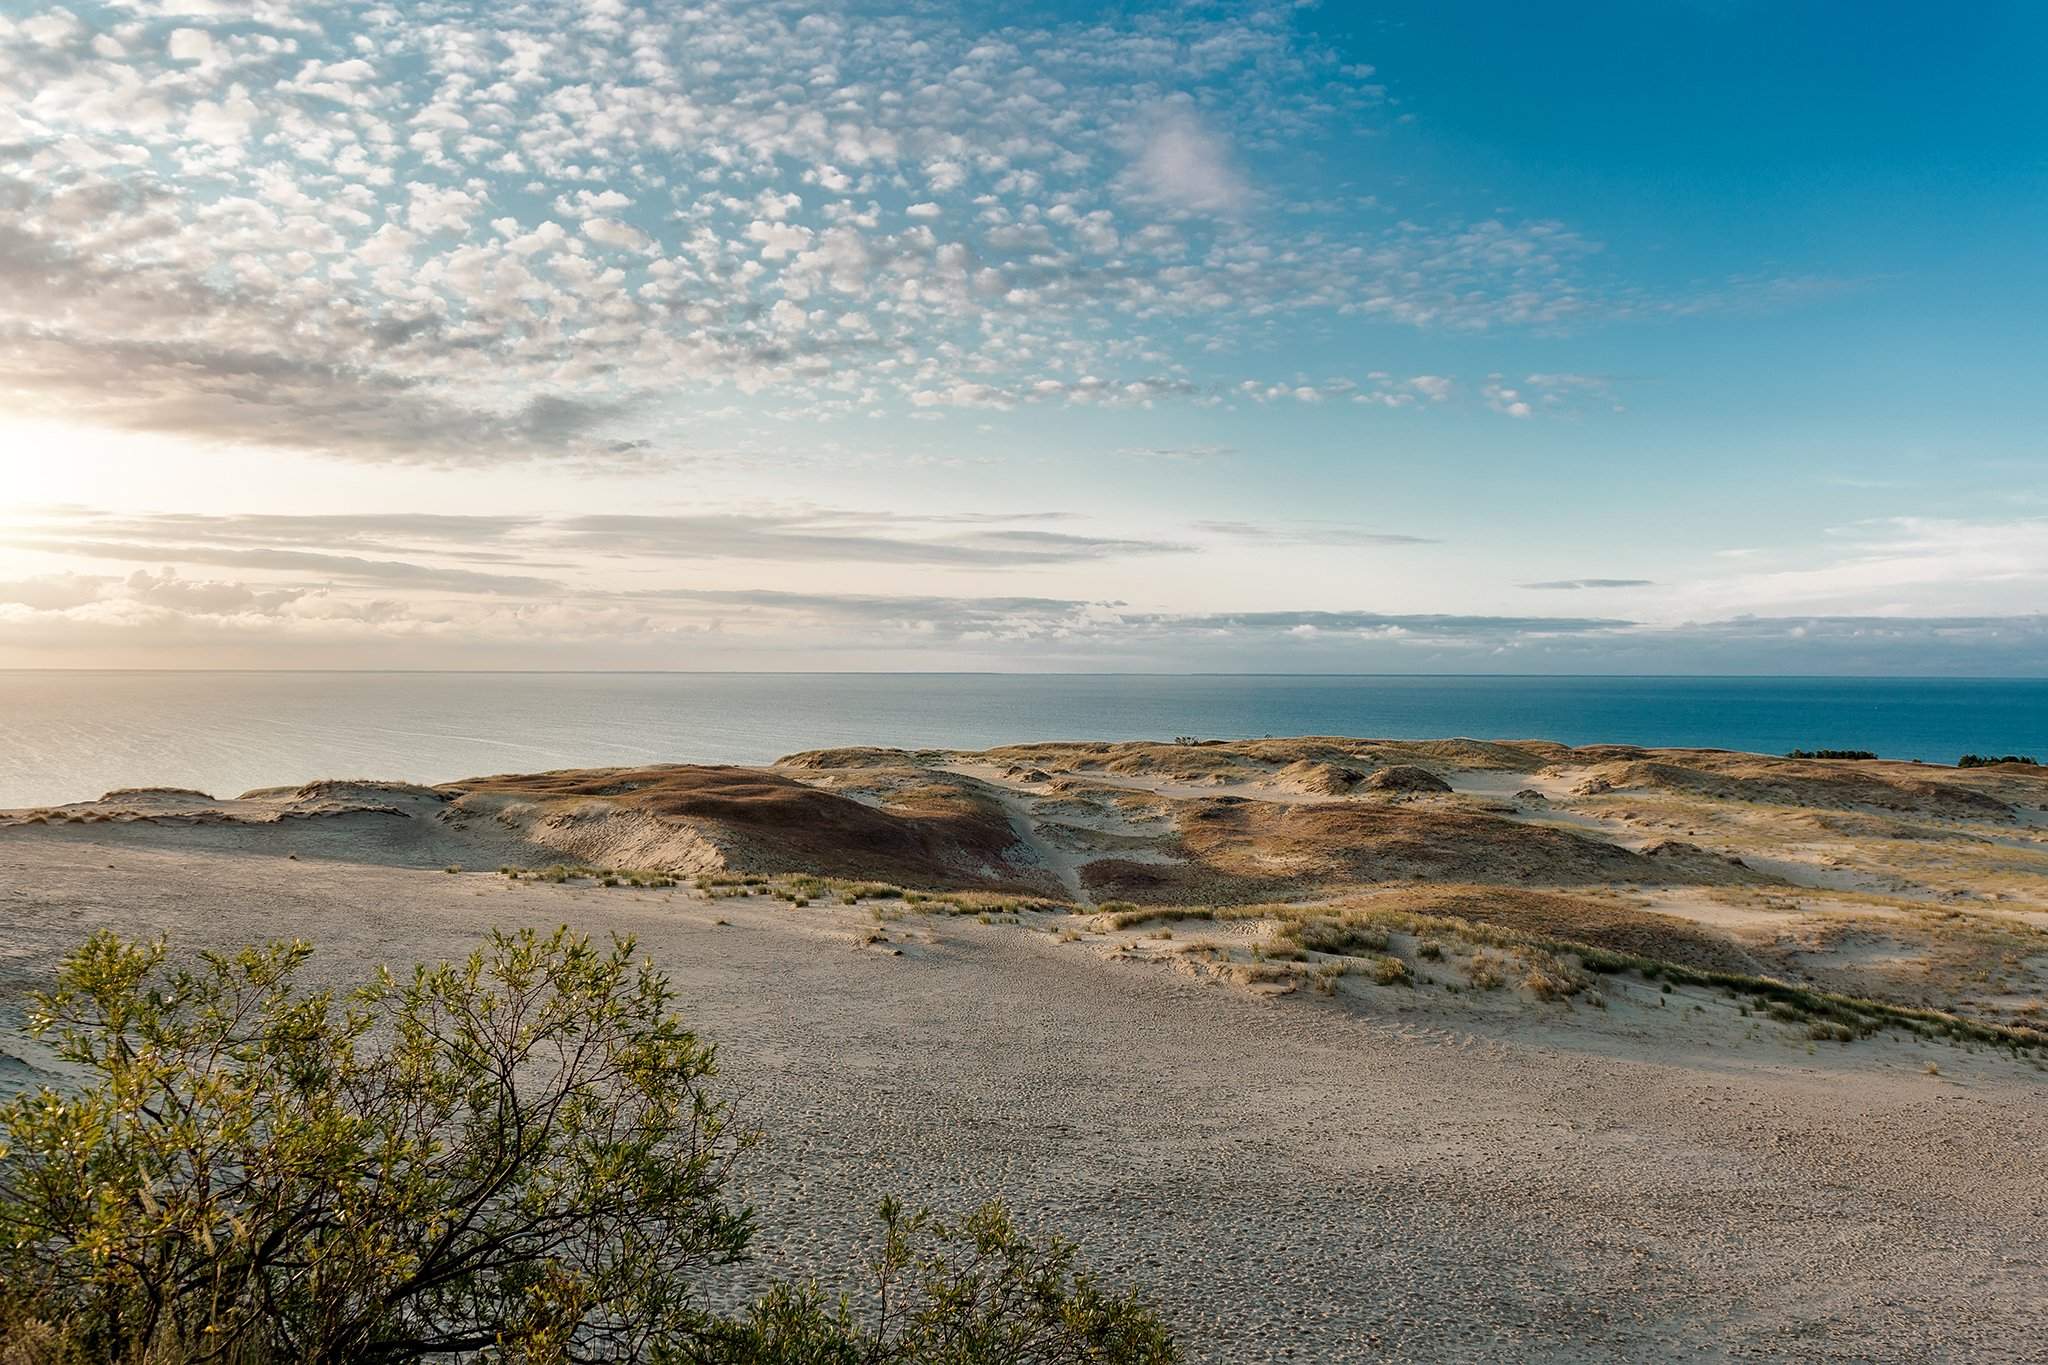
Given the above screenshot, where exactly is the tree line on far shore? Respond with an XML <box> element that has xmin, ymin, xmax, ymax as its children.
<box><xmin>1784</xmin><ymin>750</ymin><xmax>2038</xmax><ymax>767</ymax></box>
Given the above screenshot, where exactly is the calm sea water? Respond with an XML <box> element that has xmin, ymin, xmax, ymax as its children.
<box><xmin>0</xmin><ymin>672</ymin><xmax>2041</xmax><ymax>809</ymax></box>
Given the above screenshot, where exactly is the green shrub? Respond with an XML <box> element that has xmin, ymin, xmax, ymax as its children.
<box><xmin>0</xmin><ymin>930</ymin><xmax>1177</xmax><ymax>1364</ymax></box>
<box><xmin>0</xmin><ymin>928</ymin><xmax>750</xmax><ymax>1360</ymax></box>
<box><xmin>703</xmin><ymin>1199</ymin><xmax>1177</xmax><ymax>1364</ymax></box>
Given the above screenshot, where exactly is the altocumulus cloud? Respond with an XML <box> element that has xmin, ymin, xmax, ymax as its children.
<box><xmin>0</xmin><ymin>0</ymin><xmax>1790</xmax><ymax>465</ymax></box>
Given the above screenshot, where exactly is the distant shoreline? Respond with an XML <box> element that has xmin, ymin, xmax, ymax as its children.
<box><xmin>3</xmin><ymin>673</ymin><xmax>2042</xmax><ymax>810</ymax></box>
<box><xmin>4</xmin><ymin>667</ymin><xmax>2044</xmax><ymax>678</ymax></box>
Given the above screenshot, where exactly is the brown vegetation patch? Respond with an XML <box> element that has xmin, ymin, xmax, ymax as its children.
<box><xmin>1973</xmin><ymin>761</ymin><xmax>2048</xmax><ymax>778</ymax></box>
<box><xmin>1178</xmin><ymin>799</ymin><xmax>1742</xmax><ymax>891</ymax></box>
<box><xmin>97</xmin><ymin>786</ymin><xmax>218</xmax><ymax>803</ymax></box>
<box><xmin>1080</xmin><ymin>858</ymin><xmax>1212</xmax><ymax>903</ymax></box>
<box><xmin>1562</xmin><ymin>752</ymin><xmax>2012</xmax><ymax>818</ymax></box>
<box><xmin>450</xmin><ymin>765</ymin><xmax>1058</xmax><ymax>894</ymax></box>
<box><xmin>1076</xmin><ymin>798</ymin><xmax>1767</xmax><ymax>906</ymax></box>
<box><xmin>1357</xmin><ymin>886</ymin><xmax>1766</xmax><ymax>974</ymax></box>
<box><xmin>776</xmin><ymin>746</ymin><xmax>944</xmax><ymax>770</ymax></box>
<box><xmin>975</xmin><ymin>736</ymin><xmax>1562</xmax><ymax>784</ymax></box>
<box><xmin>1273</xmin><ymin>759</ymin><xmax>1363</xmax><ymax>795</ymax></box>
<box><xmin>1361</xmin><ymin>764</ymin><xmax>1452</xmax><ymax>794</ymax></box>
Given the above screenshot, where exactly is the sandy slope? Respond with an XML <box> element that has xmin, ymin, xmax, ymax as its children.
<box><xmin>1</xmin><ymin>835</ymin><xmax>2043</xmax><ymax>1363</ymax></box>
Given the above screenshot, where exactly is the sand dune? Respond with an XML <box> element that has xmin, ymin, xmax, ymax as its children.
<box><xmin>2</xmin><ymin>736</ymin><xmax>2043</xmax><ymax>1360</ymax></box>
<box><xmin>6</xmin><ymin>738</ymin><xmax>2043</xmax><ymax>1030</ymax></box>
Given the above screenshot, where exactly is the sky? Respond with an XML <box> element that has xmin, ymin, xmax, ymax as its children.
<box><xmin>0</xmin><ymin>0</ymin><xmax>2044</xmax><ymax>672</ymax></box>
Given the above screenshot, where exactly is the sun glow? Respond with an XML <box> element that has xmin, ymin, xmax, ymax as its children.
<box><xmin>0</xmin><ymin>420</ymin><xmax>223</xmax><ymax>514</ymax></box>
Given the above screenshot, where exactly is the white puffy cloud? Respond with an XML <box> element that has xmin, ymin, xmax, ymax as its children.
<box><xmin>1484</xmin><ymin>379</ymin><xmax>1532</xmax><ymax>418</ymax></box>
<box><xmin>165</xmin><ymin>27</ymin><xmax>212</xmax><ymax>62</ymax></box>
<box><xmin>745</xmin><ymin>219</ymin><xmax>813</xmax><ymax>259</ymax></box>
<box><xmin>185</xmin><ymin>87</ymin><xmax>260</xmax><ymax>146</ymax></box>
<box><xmin>581</xmin><ymin>217</ymin><xmax>650</xmax><ymax>251</ymax></box>
<box><xmin>313</xmin><ymin>57</ymin><xmax>374</xmax><ymax>83</ymax></box>
<box><xmin>1121</xmin><ymin>105</ymin><xmax>1250</xmax><ymax>214</ymax></box>
<box><xmin>357</xmin><ymin>222</ymin><xmax>417</xmax><ymax>267</ymax></box>
<box><xmin>405</xmin><ymin>182</ymin><xmax>477</xmax><ymax>234</ymax></box>
<box><xmin>21</xmin><ymin>10</ymin><xmax>84</xmax><ymax>47</ymax></box>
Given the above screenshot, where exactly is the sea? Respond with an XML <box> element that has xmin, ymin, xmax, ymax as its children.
<box><xmin>0</xmin><ymin>671</ymin><xmax>2041</xmax><ymax>809</ymax></box>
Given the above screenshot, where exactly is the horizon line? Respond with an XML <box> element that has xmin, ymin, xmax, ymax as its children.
<box><xmin>1</xmin><ymin>669</ymin><xmax>2044</xmax><ymax>682</ymax></box>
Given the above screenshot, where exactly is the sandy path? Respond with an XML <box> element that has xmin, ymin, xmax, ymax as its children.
<box><xmin>946</xmin><ymin>759</ymin><xmax>1330</xmax><ymax>807</ymax></box>
<box><xmin>1629</xmin><ymin>886</ymin><xmax>1922</xmax><ymax>933</ymax></box>
<box><xmin>1</xmin><ymin>836</ymin><xmax>2044</xmax><ymax>1363</ymax></box>
<box><xmin>1446</xmin><ymin>770</ymin><xmax>1669</xmax><ymax>847</ymax></box>
<box><xmin>951</xmin><ymin>769</ymin><xmax>1091</xmax><ymax>904</ymax></box>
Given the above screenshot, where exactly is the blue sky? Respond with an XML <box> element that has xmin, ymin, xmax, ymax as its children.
<box><xmin>0</xmin><ymin>0</ymin><xmax>2042</xmax><ymax>670</ymax></box>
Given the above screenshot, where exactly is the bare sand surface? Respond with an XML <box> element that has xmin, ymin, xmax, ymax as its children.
<box><xmin>2</xmin><ymin>834</ymin><xmax>2043</xmax><ymax>1363</ymax></box>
